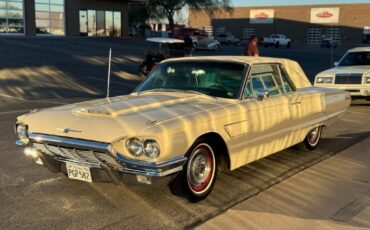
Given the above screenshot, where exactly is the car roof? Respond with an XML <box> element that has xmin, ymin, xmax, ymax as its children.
<box><xmin>146</xmin><ymin>37</ymin><xmax>184</xmax><ymax>44</ymax></box>
<box><xmin>162</xmin><ymin>56</ymin><xmax>290</xmax><ymax>65</ymax></box>
<box><xmin>348</xmin><ymin>47</ymin><xmax>370</xmax><ymax>52</ymax></box>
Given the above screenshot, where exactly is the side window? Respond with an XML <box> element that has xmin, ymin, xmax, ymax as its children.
<box><xmin>278</xmin><ymin>65</ymin><xmax>295</xmax><ymax>93</ymax></box>
<box><xmin>244</xmin><ymin>64</ymin><xmax>283</xmax><ymax>99</ymax></box>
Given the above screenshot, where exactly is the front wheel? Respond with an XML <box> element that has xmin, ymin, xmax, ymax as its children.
<box><xmin>169</xmin><ymin>141</ymin><xmax>217</xmax><ymax>202</ymax></box>
<box><xmin>296</xmin><ymin>126</ymin><xmax>322</xmax><ymax>151</ymax></box>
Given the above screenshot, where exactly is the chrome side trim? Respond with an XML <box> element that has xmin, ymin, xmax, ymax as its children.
<box><xmin>29</xmin><ymin>133</ymin><xmax>109</xmax><ymax>152</ymax></box>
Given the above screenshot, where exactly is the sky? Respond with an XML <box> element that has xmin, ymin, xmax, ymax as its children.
<box><xmin>231</xmin><ymin>0</ymin><xmax>370</xmax><ymax>6</ymax></box>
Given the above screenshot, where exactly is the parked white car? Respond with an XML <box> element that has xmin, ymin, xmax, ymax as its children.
<box><xmin>314</xmin><ymin>47</ymin><xmax>370</xmax><ymax>99</ymax></box>
<box><xmin>263</xmin><ymin>34</ymin><xmax>291</xmax><ymax>48</ymax></box>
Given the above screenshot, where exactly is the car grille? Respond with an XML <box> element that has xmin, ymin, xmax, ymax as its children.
<box><xmin>33</xmin><ymin>143</ymin><xmax>124</xmax><ymax>171</ymax></box>
<box><xmin>335</xmin><ymin>74</ymin><xmax>363</xmax><ymax>84</ymax></box>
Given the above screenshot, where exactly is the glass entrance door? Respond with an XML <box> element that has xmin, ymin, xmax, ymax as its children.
<box><xmin>96</xmin><ymin>10</ymin><xmax>105</xmax><ymax>36</ymax></box>
<box><xmin>79</xmin><ymin>10</ymin><xmax>87</xmax><ymax>36</ymax></box>
<box><xmin>80</xmin><ymin>9</ymin><xmax>122</xmax><ymax>37</ymax></box>
<box><xmin>87</xmin><ymin>10</ymin><xmax>96</xmax><ymax>36</ymax></box>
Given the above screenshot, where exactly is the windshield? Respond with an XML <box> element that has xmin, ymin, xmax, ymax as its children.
<box><xmin>136</xmin><ymin>61</ymin><xmax>246</xmax><ymax>99</ymax></box>
<box><xmin>339</xmin><ymin>52</ymin><xmax>370</xmax><ymax>66</ymax></box>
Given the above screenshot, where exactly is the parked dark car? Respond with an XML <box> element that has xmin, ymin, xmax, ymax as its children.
<box><xmin>321</xmin><ymin>38</ymin><xmax>338</xmax><ymax>48</ymax></box>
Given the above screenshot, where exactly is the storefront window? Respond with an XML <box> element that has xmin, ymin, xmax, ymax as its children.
<box><xmin>35</xmin><ymin>0</ymin><xmax>64</xmax><ymax>35</ymax></box>
<box><xmin>80</xmin><ymin>9</ymin><xmax>121</xmax><ymax>37</ymax></box>
<box><xmin>0</xmin><ymin>0</ymin><xmax>24</xmax><ymax>34</ymax></box>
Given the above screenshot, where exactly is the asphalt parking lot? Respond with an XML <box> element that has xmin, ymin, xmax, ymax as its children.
<box><xmin>0</xmin><ymin>37</ymin><xmax>351</xmax><ymax>105</ymax></box>
<box><xmin>0</xmin><ymin>37</ymin><xmax>369</xmax><ymax>229</ymax></box>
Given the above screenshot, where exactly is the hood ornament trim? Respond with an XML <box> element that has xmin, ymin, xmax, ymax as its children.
<box><xmin>55</xmin><ymin>128</ymin><xmax>82</xmax><ymax>134</ymax></box>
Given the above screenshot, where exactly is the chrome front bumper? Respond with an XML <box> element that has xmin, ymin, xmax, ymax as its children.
<box><xmin>16</xmin><ymin>133</ymin><xmax>187</xmax><ymax>186</ymax></box>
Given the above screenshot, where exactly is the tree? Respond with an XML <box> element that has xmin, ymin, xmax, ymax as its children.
<box><xmin>129</xmin><ymin>3</ymin><xmax>151</xmax><ymax>35</ymax></box>
<box><xmin>147</xmin><ymin>0</ymin><xmax>232</xmax><ymax>36</ymax></box>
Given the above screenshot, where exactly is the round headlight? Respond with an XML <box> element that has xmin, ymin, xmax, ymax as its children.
<box><xmin>16</xmin><ymin>124</ymin><xmax>29</xmax><ymax>143</ymax></box>
<box><xmin>126</xmin><ymin>138</ymin><xmax>143</xmax><ymax>156</ymax></box>
<box><xmin>143</xmin><ymin>140</ymin><xmax>160</xmax><ymax>158</ymax></box>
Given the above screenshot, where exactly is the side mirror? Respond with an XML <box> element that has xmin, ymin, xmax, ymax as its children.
<box><xmin>334</xmin><ymin>62</ymin><xmax>339</xmax><ymax>67</ymax></box>
<box><xmin>257</xmin><ymin>90</ymin><xmax>269</xmax><ymax>101</ymax></box>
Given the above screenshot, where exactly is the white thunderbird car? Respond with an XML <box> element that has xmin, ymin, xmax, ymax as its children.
<box><xmin>315</xmin><ymin>47</ymin><xmax>370</xmax><ymax>100</ymax></box>
<box><xmin>15</xmin><ymin>56</ymin><xmax>350</xmax><ymax>202</ymax></box>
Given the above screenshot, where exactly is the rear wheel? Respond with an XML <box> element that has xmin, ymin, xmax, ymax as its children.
<box><xmin>286</xmin><ymin>42</ymin><xmax>291</xmax><ymax>48</ymax></box>
<box><xmin>275</xmin><ymin>41</ymin><xmax>280</xmax><ymax>48</ymax></box>
<box><xmin>169</xmin><ymin>141</ymin><xmax>217</xmax><ymax>202</ymax></box>
<box><xmin>296</xmin><ymin>126</ymin><xmax>322</xmax><ymax>151</ymax></box>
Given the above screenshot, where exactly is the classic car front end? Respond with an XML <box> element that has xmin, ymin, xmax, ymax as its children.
<box><xmin>314</xmin><ymin>47</ymin><xmax>370</xmax><ymax>99</ymax></box>
<box><xmin>15</xmin><ymin>121</ymin><xmax>187</xmax><ymax>186</ymax></box>
<box><xmin>15</xmin><ymin>56</ymin><xmax>350</xmax><ymax>202</ymax></box>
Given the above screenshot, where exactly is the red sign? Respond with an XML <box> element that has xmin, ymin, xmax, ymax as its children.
<box><xmin>255</xmin><ymin>12</ymin><xmax>269</xmax><ymax>19</ymax></box>
<box><xmin>250</xmin><ymin>9</ymin><xmax>274</xmax><ymax>24</ymax></box>
<box><xmin>311</xmin><ymin>8</ymin><xmax>339</xmax><ymax>23</ymax></box>
<box><xmin>316</xmin><ymin>11</ymin><xmax>333</xmax><ymax>18</ymax></box>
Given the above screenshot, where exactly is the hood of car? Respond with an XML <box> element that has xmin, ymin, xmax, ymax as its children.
<box><xmin>318</xmin><ymin>66</ymin><xmax>370</xmax><ymax>76</ymax></box>
<box><xmin>18</xmin><ymin>92</ymin><xmax>225</xmax><ymax>143</ymax></box>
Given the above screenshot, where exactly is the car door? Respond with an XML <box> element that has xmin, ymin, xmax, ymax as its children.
<box><xmin>279</xmin><ymin>65</ymin><xmax>326</xmax><ymax>141</ymax></box>
<box><xmin>230</xmin><ymin>64</ymin><xmax>300</xmax><ymax>166</ymax></box>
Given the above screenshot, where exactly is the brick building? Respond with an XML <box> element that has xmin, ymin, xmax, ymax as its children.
<box><xmin>188</xmin><ymin>3</ymin><xmax>370</xmax><ymax>44</ymax></box>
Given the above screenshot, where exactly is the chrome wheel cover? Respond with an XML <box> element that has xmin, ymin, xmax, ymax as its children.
<box><xmin>307</xmin><ymin>127</ymin><xmax>320</xmax><ymax>146</ymax></box>
<box><xmin>186</xmin><ymin>144</ymin><xmax>215</xmax><ymax>194</ymax></box>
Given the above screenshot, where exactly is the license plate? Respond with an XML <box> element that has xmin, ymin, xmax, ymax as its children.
<box><xmin>66</xmin><ymin>162</ymin><xmax>92</xmax><ymax>183</ymax></box>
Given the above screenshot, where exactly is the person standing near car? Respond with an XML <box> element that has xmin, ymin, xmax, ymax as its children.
<box><xmin>244</xmin><ymin>35</ymin><xmax>260</xmax><ymax>57</ymax></box>
<box><xmin>184</xmin><ymin>34</ymin><xmax>194</xmax><ymax>57</ymax></box>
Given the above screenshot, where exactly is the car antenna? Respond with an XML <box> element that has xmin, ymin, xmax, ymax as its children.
<box><xmin>106</xmin><ymin>48</ymin><xmax>112</xmax><ymax>101</ymax></box>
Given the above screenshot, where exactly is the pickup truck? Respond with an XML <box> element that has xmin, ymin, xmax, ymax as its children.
<box><xmin>216</xmin><ymin>33</ymin><xmax>240</xmax><ymax>45</ymax></box>
<box><xmin>262</xmin><ymin>34</ymin><xmax>291</xmax><ymax>48</ymax></box>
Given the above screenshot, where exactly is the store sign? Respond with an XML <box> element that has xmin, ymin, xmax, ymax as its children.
<box><xmin>250</xmin><ymin>9</ymin><xmax>274</xmax><ymax>24</ymax></box>
<box><xmin>310</xmin><ymin>7</ymin><xmax>339</xmax><ymax>24</ymax></box>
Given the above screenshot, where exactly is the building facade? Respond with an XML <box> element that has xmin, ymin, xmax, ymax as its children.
<box><xmin>0</xmin><ymin>0</ymin><xmax>135</xmax><ymax>37</ymax></box>
<box><xmin>188</xmin><ymin>3</ymin><xmax>370</xmax><ymax>44</ymax></box>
